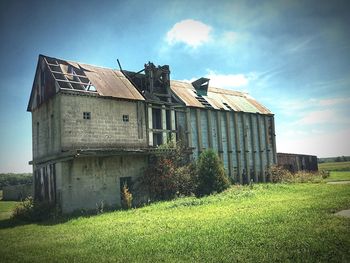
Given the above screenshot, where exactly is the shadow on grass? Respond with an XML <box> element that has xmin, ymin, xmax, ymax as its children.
<box><xmin>0</xmin><ymin>207</ymin><xmax>124</xmax><ymax>229</ymax></box>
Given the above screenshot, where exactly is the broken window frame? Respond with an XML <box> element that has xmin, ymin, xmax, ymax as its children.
<box><xmin>43</xmin><ymin>57</ymin><xmax>97</xmax><ymax>93</ymax></box>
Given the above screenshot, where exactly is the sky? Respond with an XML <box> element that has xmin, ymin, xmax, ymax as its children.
<box><xmin>0</xmin><ymin>0</ymin><xmax>349</xmax><ymax>173</ymax></box>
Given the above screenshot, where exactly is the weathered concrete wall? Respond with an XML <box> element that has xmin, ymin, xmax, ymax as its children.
<box><xmin>2</xmin><ymin>184</ymin><xmax>33</xmax><ymax>201</ymax></box>
<box><xmin>277</xmin><ymin>153</ymin><xmax>318</xmax><ymax>172</ymax></box>
<box><xmin>184</xmin><ymin>108</ymin><xmax>277</xmax><ymax>183</ymax></box>
<box><xmin>60</xmin><ymin>93</ymin><xmax>147</xmax><ymax>150</ymax></box>
<box><xmin>32</xmin><ymin>95</ymin><xmax>61</xmax><ymax>159</ymax></box>
<box><xmin>57</xmin><ymin>155</ymin><xmax>148</xmax><ymax>213</ymax></box>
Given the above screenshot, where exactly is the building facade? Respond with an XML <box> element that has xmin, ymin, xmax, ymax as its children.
<box><xmin>277</xmin><ymin>153</ymin><xmax>318</xmax><ymax>172</ymax></box>
<box><xmin>28</xmin><ymin>55</ymin><xmax>277</xmax><ymax>212</ymax></box>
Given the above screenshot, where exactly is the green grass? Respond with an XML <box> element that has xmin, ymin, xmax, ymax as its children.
<box><xmin>325</xmin><ymin>171</ymin><xmax>350</xmax><ymax>182</ymax></box>
<box><xmin>0</xmin><ymin>201</ymin><xmax>18</xmax><ymax>220</ymax></box>
<box><xmin>319</xmin><ymin>161</ymin><xmax>350</xmax><ymax>171</ymax></box>
<box><xmin>0</xmin><ymin>183</ymin><xmax>349</xmax><ymax>262</ymax></box>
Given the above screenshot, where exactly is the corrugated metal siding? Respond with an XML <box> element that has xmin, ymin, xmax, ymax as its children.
<box><xmin>177</xmin><ymin>111</ymin><xmax>186</xmax><ymax>143</ymax></box>
<box><xmin>200</xmin><ymin>110</ymin><xmax>209</xmax><ymax>149</ymax></box>
<box><xmin>220</xmin><ymin>112</ymin><xmax>229</xmax><ymax>173</ymax></box>
<box><xmin>211</xmin><ymin>111</ymin><xmax>219</xmax><ymax>151</ymax></box>
<box><xmin>229</xmin><ymin>113</ymin><xmax>238</xmax><ymax>178</ymax></box>
<box><xmin>190</xmin><ymin>109</ymin><xmax>198</xmax><ymax>159</ymax></box>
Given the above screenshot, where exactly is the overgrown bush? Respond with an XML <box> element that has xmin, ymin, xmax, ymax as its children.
<box><xmin>140</xmin><ymin>142</ymin><xmax>197</xmax><ymax>201</ymax></box>
<box><xmin>11</xmin><ymin>197</ymin><xmax>58</xmax><ymax>222</ymax></box>
<box><xmin>196</xmin><ymin>149</ymin><xmax>230</xmax><ymax>196</ymax></box>
<box><xmin>142</xmin><ymin>156</ymin><xmax>177</xmax><ymax>200</ymax></box>
<box><xmin>173</xmin><ymin>162</ymin><xmax>198</xmax><ymax>197</ymax></box>
<box><xmin>121</xmin><ymin>184</ymin><xmax>133</xmax><ymax>209</ymax></box>
<box><xmin>269</xmin><ymin>165</ymin><xmax>330</xmax><ymax>183</ymax></box>
<box><xmin>269</xmin><ymin>165</ymin><xmax>293</xmax><ymax>183</ymax></box>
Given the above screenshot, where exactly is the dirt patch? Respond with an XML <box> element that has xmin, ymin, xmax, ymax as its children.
<box><xmin>327</xmin><ymin>181</ymin><xmax>350</xmax><ymax>185</ymax></box>
<box><xmin>335</xmin><ymin>209</ymin><xmax>350</xmax><ymax>218</ymax></box>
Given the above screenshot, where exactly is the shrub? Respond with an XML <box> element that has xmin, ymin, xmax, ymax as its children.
<box><xmin>196</xmin><ymin>149</ymin><xmax>230</xmax><ymax>196</ymax></box>
<box><xmin>269</xmin><ymin>165</ymin><xmax>330</xmax><ymax>183</ymax></box>
<box><xmin>11</xmin><ymin>197</ymin><xmax>58</xmax><ymax>222</ymax></box>
<box><xmin>269</xmin><ymin>165</ymin><xmax>293</xmax><ymax>183</ymax></box>
<box><xmin>319</xmin><ymin>170</ymin><xmax>330</xmax><ymax>179</ymax></box>
<box><xmin>121</xmin><ymin>184</ymin><xmax>133</xmax><ymax>209</ymax></box>
<box><xmin>173</xmin><ymin>162</ymin><xmax>198</xmax><ymax>197</ymax></box>
<box><xmin>140</xmin><ymin>142</ymin><xmax>198</xmax><ymax>201</ymax></box>
<box><xmin>142</xmin><ymin>156</ymin><xmax>177</xmax><ymax>200</ymax></box>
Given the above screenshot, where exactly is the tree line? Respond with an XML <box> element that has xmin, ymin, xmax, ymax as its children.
<box><xmin>0</xmin><ymin>173</ymin><xmax>32</xmax><ymax>190</ymax></box>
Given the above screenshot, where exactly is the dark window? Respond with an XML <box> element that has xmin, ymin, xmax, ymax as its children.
<box><xmin>120</xmin><ymin>177</ymin><xmax>132</xmax><ymax>193</ymax></box>
<box><xmin>123</xmin><ymin>115</ymin><xmax>129</xmax><ymax>122</ymax></box>
<box><xmin>83</xmin><ymin>112</ymin><xmax>91</xmax><ymax>120</ymax></box>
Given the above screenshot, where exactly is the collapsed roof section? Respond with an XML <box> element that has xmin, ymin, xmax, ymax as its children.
<box><xmin>170</xmin><ymin>80</ymin><xmax>272</xmax><ymax>114</ymax></box>
<box><xmin>28</xmin><ymin>55</ymin><xmax>272</xmax><ymax>115</ymax></box>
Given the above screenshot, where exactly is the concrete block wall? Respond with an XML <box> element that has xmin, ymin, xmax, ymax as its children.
<box><xmin>32</xmin><ymin>95</ymin><xmax>61</xmax><ymax>159</ymax></box>
<box><xmin>60</xmin><ymin>93</ymin><xmax>147</xmax><ymax>150</ymax></box>
<box><xmin>57</xmin><ymin>155</ymin><xmax>148</xmax><ymax>213</ymax></box>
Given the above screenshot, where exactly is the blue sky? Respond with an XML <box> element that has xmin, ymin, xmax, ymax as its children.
<box><xmin>0</xmin><ymin>0</ymin><xmax>349</xmax><ymax>172</ymax></box>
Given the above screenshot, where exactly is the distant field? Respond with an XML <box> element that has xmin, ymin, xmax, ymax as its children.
<box><xmin>0</xmin><ymin>201</ymin><xmax>17</xmax><ymax>220</ymax></box>
<box><xmin>325</xmin><ymin>171</ymin><xmax>350</xmax><ymax>182</ymax></box>
<box><xmin>319</xmin><ymin>161</ymin><xmax>350</xmax><ymax>171</ymax></box>
<box><xmin>0</xmin><ymin>183</ymin><xmax>349</xmax><ymax>262</ymax></box>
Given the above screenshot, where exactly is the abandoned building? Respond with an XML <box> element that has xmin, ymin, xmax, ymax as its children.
<box><xmin>277</xmin><ymin>153</ymin><xmax>318</xmax><ymax>173</ymax></box>
<box><xmin>27</xmin><ymin>54</ymin><xmax>277</xmax><ymax>212</ymax></box>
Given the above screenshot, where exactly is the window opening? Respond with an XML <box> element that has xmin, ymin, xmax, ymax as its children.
<box><xmin>83</xmin><ymin>112</ymin><xmax>91</xmax><ymax>120</ymax></box>
<box><xmin>123</xmin><ymin>115</ymin><xmax>129</xmax><ymax>122</ymax></box>
<box><xmin>195</xmin><ymin>95</ymin><xmax>213</xmax><ymax>109</ymax></box>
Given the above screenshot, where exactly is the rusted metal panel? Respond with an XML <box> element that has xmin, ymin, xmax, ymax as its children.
<box><xmin>46</xmin><ymin>55</ymin><xmax>144</xmax><ymax>101</ymax></box>
<box><xmin>72</xmin><ymin>63</ymin><xmax>145</xmax><ymax>100</ymax></box>
<box><xmin>170</xmin><ymin>80</ymin><xmax>272</xmax><ymax>115</ymax></box>
<box><xmin>170</xmin><ymin>80</ymin><xmax>204</xmax><ymax>108</ymax></box>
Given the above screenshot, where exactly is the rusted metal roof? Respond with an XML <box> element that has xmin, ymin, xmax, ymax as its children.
<box><xmin>170</xmin><ymin>80</ymin><xmax>272</xmax><ymax>114</ymax></box>
<box><xmin>64</xmin><ymin>60</ymin><xmax>144</xmax><ymax>100</ymax></box>
<box><xmin>45</xmin><ymin>55</ymin><xmax>145</xmax><ymax>101</ymax></box>
<box><xmin>29</xmin><ymin>55</ymin><xmax>271</xmax><ymax>114</ymax></box>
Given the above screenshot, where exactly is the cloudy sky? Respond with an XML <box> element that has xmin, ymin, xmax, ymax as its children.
<box><xmin>0</xmin><ymin>0</ymin><xmax>349</xmax><ymax>172</ymax></box>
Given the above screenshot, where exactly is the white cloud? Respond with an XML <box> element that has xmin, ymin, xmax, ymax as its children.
<box><xmin>298</xmin><ymin>109</ymin><xmax>336</xmax><ymax>125</ymax></box>
<box><xmin>297</xmin><ymin>109</ymin><xmax>349</xmax><ymax>125</ymax></box>
<box><xmin>181</xmin><ymin>70</ymin><xmax>252</xmax><ymax>90</ymax></box>
<box><xmin>205</xmin><ymin>70</ymin><xmax>252</xmax><ymax>88</ymax></box>
<box><xmin>166</xmin><ymin>19</ymin><xmax>212</xmax><ymax>48</ymax></box>
<box><xmin>319</xmin><ymin>97</ymin><xmax>350</xmax><ymax>106</ymax></box>
<box><xmin>277</xmin><ymin>128</ymin><xmax>350</xmax><ymax>157</ymax></box>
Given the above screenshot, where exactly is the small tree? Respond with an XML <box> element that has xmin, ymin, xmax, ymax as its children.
<box><xmin>196</xmin><ymin>149</ymin><xmax>230</xmax><ymax>196</ymax></box>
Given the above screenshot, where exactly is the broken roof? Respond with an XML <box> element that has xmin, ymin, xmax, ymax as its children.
<box><xmin>170</xmin><ymin>80</ymin><xmax>272</xmax><ymax>114</ymax></box>
<box><xmin>28</xmin><ymin>55</ymin><xmax>272</xmax><ymax>115</ymax></box>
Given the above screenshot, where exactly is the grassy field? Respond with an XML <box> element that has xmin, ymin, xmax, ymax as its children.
<box><xmin>319</xmin><ymin>161</ymin><xmax>350</xmax><ymax>171</ymax></box>
<box><xmin>0</xmin><ymin>201</ymin><xmax>17</xmax><ymax>220</ymax></box>
<box><xmin>0</xmin><ymin>182</ymin><xmax>349</xmax><ymax>262</ymax></box>
<box><xmin>325</xmin><ymin>171</ymin><xmax>350</xmax><ymax>182</ymax></box>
